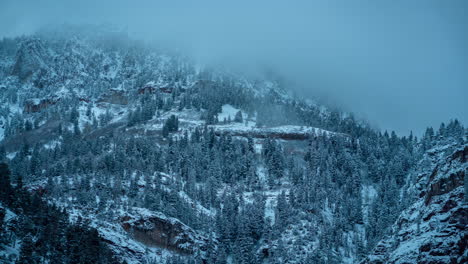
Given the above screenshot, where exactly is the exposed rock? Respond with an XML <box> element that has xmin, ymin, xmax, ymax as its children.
<box><xmin>159</xmin><ymin>87</ymin><xmax>173</xmax><ymax>94</ymax></box>
<box><xmin>212</xmin><ymin>125</ymin><xmax>343</xmax><ymax>141</ymax></box>
<box><xmin>362</xmin><ymin>144</ymin><xmax>468</xmax><ymax>264</ymax></box>
<box><xmin>425</xmin><ymin>170</ymin><xmax>465</xmax><ymax>205</ymax></box>
<box><xmin>214</xmin><ymin>128</ymin><xmax>311</xmax><ymax>140</ymax></box>
<box><xmin>79</xmin><ymin>97</ymin><xmax>91</xmax><ymax>103</ymax></box>
<box><xmin>120</xmin><ymin>208</ymin><xmax>209</xmax><ymax>255</ymax></box>
<box><xmin>97</xmin><ymin>89</ymin><xmax>128</xmax><ymax>105</ymax></box>
<box><xmin>138</xmin><ymin>86</ymin><xmax>157</xmax><ymax>94</ymax></box>
<box><xmin>24</xmin><ymin>97</ymin><xmax>59</xmax><ymax>113</ymax></box>
<box><xmin>138</xmin><ymin>82</ymin><xmax>173</xmax><ymax>94</ymax></box>
<box><xmin>362</xmin><ymin>240</ymin><xmax>393</xmax><ymax>264</ymax></box>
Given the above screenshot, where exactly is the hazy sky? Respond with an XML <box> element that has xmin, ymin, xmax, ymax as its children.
<box><xmin>1</xmin><ymin>0</ymin><xmax>467</xmax><ymax>135</ymax></box>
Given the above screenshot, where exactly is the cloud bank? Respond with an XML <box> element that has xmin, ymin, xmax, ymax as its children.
<box><xmin>1</xmin><ymin>0</ymin><xmax>467</xmax><ymax>135</ymax></box>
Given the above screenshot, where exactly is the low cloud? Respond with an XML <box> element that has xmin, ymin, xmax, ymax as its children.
<box><xmin>1</xmin><ymin>0</ymin><xmax>467</xmax><ymax>135</ymax></box>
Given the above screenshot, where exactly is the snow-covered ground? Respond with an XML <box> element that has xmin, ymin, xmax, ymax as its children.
<box><xmin>212</xmin><ymin>105</ymin><xmax>340</xmax><ymax>139</ymax></box>
<box><xmin>361</xmin><ymin>184</ymin><xmax>377</xmax><ymax>224</ymax></box>
<box><xmin>217</xmin><ymin>104</ymin><xmax>246</xmax><ymax>123</ymax></box>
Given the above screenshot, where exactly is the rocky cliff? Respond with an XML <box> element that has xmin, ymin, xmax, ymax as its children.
<box><xmin>362</xmin><ymin>144</ymin><xmax>467</xmax><ymax>264</ymax></box>
<box><xmin>120</xmin><ymin>208</ymin><xmax>209</xmax><ymax>255</ymax></box>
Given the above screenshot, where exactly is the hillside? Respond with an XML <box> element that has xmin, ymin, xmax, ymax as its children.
<box><xmin>0</xmin><ymin>27</ymin><xmax>466</xmax><ymax>264</ymax></box>
<box><xmin>362</xmin><ymin>143</ymin><xmax>467</xmax><ymax>264</ymax></box>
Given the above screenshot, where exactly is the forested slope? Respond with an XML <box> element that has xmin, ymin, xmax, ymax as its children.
<box><xmin>0</xmin><ymin>26</ymin><xmax>466</xmax><ymax>263</ymax></box>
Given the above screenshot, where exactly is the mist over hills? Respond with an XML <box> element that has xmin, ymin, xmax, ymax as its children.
<box><xmin>2</xmin><ymin>0</ymin><xmax>467</xmax><ymax>135</ymax></box>
<box><xmin>0</xmin><ymin>20</ymin><xmax>466</xmax><ymax>264</ymax></box>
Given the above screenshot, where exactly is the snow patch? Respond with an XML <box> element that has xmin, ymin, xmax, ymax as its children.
<box><xmin>217</xmin><ymin>104</ymin><xmax>246</xmax><ymax>123</ymax></box>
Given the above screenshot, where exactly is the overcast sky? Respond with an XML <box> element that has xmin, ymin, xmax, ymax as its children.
<box><xmin>1</xmin><ymin>0</ymin><xmax>467</xmax><ymax>135</ymax></box>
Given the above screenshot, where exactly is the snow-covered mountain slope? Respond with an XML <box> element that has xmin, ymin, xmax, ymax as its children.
<box><xmin>362</xmin><ymin>143</ymin><xmax>467</xmax><ymax>264</ymax></box>
<box><xmin>0</xmin><ymin>26</ymin><xmax>466</xmax><ymax>264</ymax></box>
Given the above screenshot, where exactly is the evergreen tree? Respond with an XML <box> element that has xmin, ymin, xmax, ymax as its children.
<box><xmin>234</xmin><ymin>110</ymin><xmax>243</xmax><ymax>123</ymax></box>
<box><xmin>0</xmin><ymin>163</ymin><xmax>13</xmax><ymax>205</ymax></box>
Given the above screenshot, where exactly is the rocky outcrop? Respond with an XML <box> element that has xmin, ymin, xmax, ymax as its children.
<box><xmin>362</xmin><ymin>144</ymin><xmax>468</xmax><ymax>264</ymax></box>
<box><xmin>213</xmin><ymin>125</ymin><xmax>342</xmax><ymax>141</ymax></box>
<box><xmin>24</xmin><ymin>97</ymin><xmax>59</xmax><ymax>113</ymax></box>
<box><xmin>425</xmin><ymin>170</ymin><xmax>465</xmax><ymax>205</ymax></box>
<box><xmin>214</xmin><ymin>128</ymin><xmax>311</xmax><ymax>140</ymax></box>
<box><xmin>120</xmin><ymin>208</ymin><xmax>209</xmax><ymax>255</ymax></box>
<box><xmin>97</xmin><ymin>89</ymin><xmax>128</xmax><ymax>105</ymax></box>
<box><xmin>138</xmin><ymin>86</ymin><xmax>157</xmax><ymax>94</ymax></box>
<box><xmin>138</xmin><ymin>82</ymin><xmax>173</xmax><ymax>94</ymax></box>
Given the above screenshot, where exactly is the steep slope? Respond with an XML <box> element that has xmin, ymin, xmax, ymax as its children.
<box><xmin>362</xmin><ymin>143</ymin><xmax>467</xmax><ymax>264</ymax></box>
<box><xmin>0</xmin><ymin>26</ymin><xmax>466</xmax><ymax>264</ymax></box>
<box><xmin>0</xmin><ymin>162</ymin><xmax>118</xmax><ymax>264</ymax></box>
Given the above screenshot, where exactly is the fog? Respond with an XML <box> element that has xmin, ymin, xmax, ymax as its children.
<box><xmin>1</xmin><ymin>0</ymin><xmax>467</xmax><ymax>135</ymax></box>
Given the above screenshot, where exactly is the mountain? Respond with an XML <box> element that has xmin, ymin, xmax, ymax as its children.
<box><xmin>0</xmin><ymin>26</ymin><xmax>466</xmax><ymax>264</ymax></box>
<box><xmin>362</xmin><ymin>143</ymin><xmax>467</xmax><ymax>264</ymax></box>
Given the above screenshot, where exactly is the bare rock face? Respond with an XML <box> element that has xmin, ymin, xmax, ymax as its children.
<box><xmin>362</xmin><ymin>144</ymin><xmax>468</xmax><ymax>264</ymax></box>
<box><xmin>97</xmin><ymin>89</ymin><xmax>128</xmax><ymax>105</ymax></box>
<box><xmin>213</xmin><ymin>125</ymin><xmax>343</xmax><ymax>141</ymax></box>
<box><xmin>24</xmin><ymin>97</ymin><xmax>59</xmax><ymax>113</ymax></box>
<box><xmin>120</xmin><ymin>209</ymin><xmax>209</xmax><ymax>255</ymax></box>
<box><xmin>138</xmin><ymin>82</ymin><xmax>173</xmax><ymax>94</ymax></box>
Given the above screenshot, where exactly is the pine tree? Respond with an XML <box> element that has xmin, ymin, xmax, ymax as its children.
<box><xmin>0</xmin><ymin>163</ymin><xmax>13</xmax><ymax>205</ymax></box>
<box><xmin>17</xmin><ymin>234</ymin><xmax>39</xmax><ymax>264</ymax></box>
<box><xmin>234</xmin><ymin>110</ymin><xmax>243</xmax><ymax>123</ymax></box>
<box><xmin>275</xmin><ymin>191</ymin><xmax>289</xmax><ymax>234</ymax></box>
